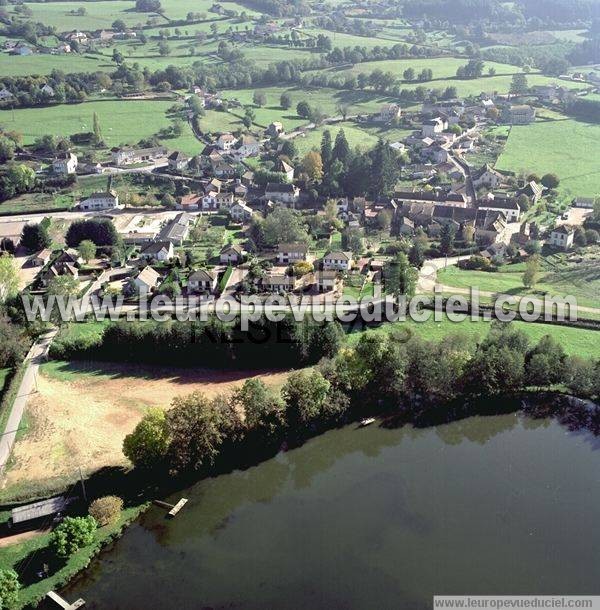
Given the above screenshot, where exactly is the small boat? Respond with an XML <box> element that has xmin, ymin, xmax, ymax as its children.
<box><xmin>359</xmin><ymin>417</ymin><xmax>376</xmax><ymax>427</ymax></box>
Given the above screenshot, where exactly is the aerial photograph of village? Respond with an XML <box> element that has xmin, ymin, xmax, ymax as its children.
<box><xmin>0</xmin><ymin>0</ymin><xmax>598</xmax><ymax>607</ymax></box>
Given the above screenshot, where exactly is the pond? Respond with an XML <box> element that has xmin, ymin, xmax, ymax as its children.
<box><xmin>63</xmin><ymin>412</ymin><xmax>600</xmax><ymax>609</ymax></box>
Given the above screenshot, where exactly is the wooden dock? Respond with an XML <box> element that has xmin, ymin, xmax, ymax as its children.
<box><xmin>153</xmin><ymin>497</ymin><xmax>188</xmax><ymax>517</ymax></box>
<box><xmin>46</xmin><ymin>591</ymin><xmax>85</xmax><ymax>609</ymax></box>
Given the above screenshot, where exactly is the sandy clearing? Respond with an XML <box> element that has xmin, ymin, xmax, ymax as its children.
<box><xmin>3</xmin><ymin>363</ymin><xmax>291</xmax><ymax>491</ymax></box>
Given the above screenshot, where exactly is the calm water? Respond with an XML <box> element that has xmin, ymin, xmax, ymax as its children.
<box><xmin>63</xmin><ymin>413</ymin><xmax>600</xmax><ymax>609</ymax></box>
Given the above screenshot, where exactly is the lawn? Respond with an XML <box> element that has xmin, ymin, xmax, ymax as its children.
<box><xmin>0</xmin><ymin>53</ymin><xmax>109</xmax><ymax>77</ymax></box>
<box><xmin>496</xmin><ymin>117</ymin><xmax>600</xmax><ymax>198</ymax></box>
<box><xmin>293</xmin><ymin>122</ymin><xmax>383</xmax><ymax>155</ymax></box>
<box><xmin>437</xmin><ymin>256</ymin><xmax>600</xmax><ymax>309</ymax></box>
<box><xmin>0</xmin><ymin>99</ymin><xmax>194</xmax><ymax>149</ymax></box>
<box><xmin>347</xmin><ymin>314</ymin><xmax>600</xmax><ymax>359</ymax></box>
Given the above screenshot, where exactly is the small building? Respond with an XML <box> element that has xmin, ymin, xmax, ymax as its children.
<box><xmin>277</xmin><ymin>242</ymin><xmax>308</xmax><ymax>264</ymax></box>
<box><xmin>216</xmin><ymin>191</ymin><xmax>235</xmax><ymax>208</ymax></box>
<box><xmin>275</xmin><ymin>158</ymin><xmax>294</xmax><ymax>181</ymax></box>
<box><xmin>79</xmin><ymin>190</ymin><xmax>120</xmax><ymax>211</ymax></box>
<box><xmin>160</xmin><ymin>213</ymin><xmax>192</xmax><ymax>245</ymax></box>
<box><xmin>548</xmin><ymin>225</ymin><xmax>574</xmax><ymax>250</ymax></box>
<box><xmin>0</xmin><ymin>88</ymin><xmax>14</xmax><ymax>101</ymax></box>
<box><xmin>111</xmin><ymin>146</ymin><xmax>167</xmax><ymax>166</ymax></box>
<box><xmin>379</xmin><ymin>103</ymin><xmax>401</xmax><ymax>122</ymax></box>
<box><xmin>265</xmin><ymin>183</ymin><xmax>300</xmax><ymax>206</ymax></box>
<box><xmin>30</xmin><ymin>248</ymin><xmax>52</xmax><ymax>267</ymax></box>
<box><xmin>167</xmin><ymin>151</ymin><xmax>189</xmax><ymax>172</ymax></box>
<box><xmin>502</xmin><ymin>104</ymin><xmax>535</xmax><ymax>125</ymax></box>
<box><xmin>11</xmin><ymin>496</ymin><xmax>67</xmax><ymax>525</ymax></box>
<box><xmin>220</xmin><ymin>243</ymin><xmax>245</xmax><ymax>264</ymax></box>
<box><xmin>265</xmin><ymin>121</ymin><xmax>284</xmax><ymax>137</ymax></box>
<box><xmin>317</xmin><ymin>269</ymin><xmax>338</xmax><ymax>293</ymax></box>
<box><xmin>235</xmin><ymin>134</ymin><xmax>260</xmax><ymax>158</ymax></box>
<box><xmin>572</xmin><ymin>197</ymin><xmax>595</xmax><ymax>209</ymax></box>
<box><xmin>322</xmin><ymin>251</ymin><xmax>352</xmax><ymax>272</ymax></box>
<box><xmin>177</xmin><ymin>193</ymin><xmax>202</xmax><ymax>211</ymax></box>
<box><xmin>422</xmin><ymin>117</ymin><xmax>448</xmax><ymax>138</ymax></box>
<box><xmin>263</xmin><ymin>272</ymin><xmax>297</xmax><ymax>293</ymax></box>
<box><xmin>229</xmin><ymin>201</ymin><xmax>254</xmax><ymax>222</ymax></box>
<box><xmin>139</xmin><ymin>241</ymin><xmax>174</xmax><ymax>262</ymax></box>
<box><xmin>133</xmin><ymin>266</ymin><xmax>161</xmax><ymax>292</ymax></box>
<box><xmin>40</xmin><ymin>84</ymin><xmax>55</xmax><ymax>97</ymax></box>
<box><xmin>518</xmin><ymin>181</ymin><xmax>544</xmax><ymax>204</ymax></box>
<box><xmin>477</xmin><ymin>197</ymin><xmax>522</xmax><ymax>222</ymax></box>
<box><xmin>398</xmin><ymin>216</ymin><xmax>415</xmax><ymax>236</ymax></box>
<box><xmin>188</xmin><ymin>268</ymin><xmax>218</xmax><ymax>293</ymax></box>
<box><xmin>472</xmin><ymin>163</ymin><xmax>504</xmax><ymax>190</ymax></box>
<box><xmin>52</xmin><ymin>151</ymin><xmax>78</xmax><ymax>175</ymax></box>
<box><xmin>217</xmin><ymin>133</ymin><xmax>237</xmax><ymax>151</ymax></box>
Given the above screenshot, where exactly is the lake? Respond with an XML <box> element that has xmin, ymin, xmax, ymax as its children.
<box><xmin>62</xmin><ymin>413</ymin><xmax>600</xmax><ymax>609</ymax></box>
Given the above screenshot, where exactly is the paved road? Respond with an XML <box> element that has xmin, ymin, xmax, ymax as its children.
<box><xmin>0</xmin><ymin>329</ymin><xmax>57</xmax><ymax>474</ymax></box>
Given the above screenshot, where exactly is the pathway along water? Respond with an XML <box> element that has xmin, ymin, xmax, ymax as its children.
<box><xmin>62</xmin><ymin>412</ymin><xmax>600</xmax><ymax>609</ymax></box>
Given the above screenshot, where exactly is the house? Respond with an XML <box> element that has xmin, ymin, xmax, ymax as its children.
<box><xmin>317</xmin><ymin>270</ymin><xmax>338</xmax><ymax>293</ymax></box>
<box><xmin>322</xmin><ymin>251</ymin><xmax>352</xmax><ymax>272</ymax></box>
<box><xmin>474</xmin><ymin>210</ymin><xmax>510</xmax><ymax>245</ymax></box>
<box><xmin>217</xmin><ymin>133</ymin><xmax>237</xmax><ymax>151</ymax></box>
<box><xmin>65</xmin><ymin>30</ymin><xmax>87</xmax><ymax>43</ymax></box>
<box><xmin>472</xmin><ymin>163</ymin><xmax>504</xmax><ymax>190</ymax></box>
<box><xmin>265</xmin><ymin>183</ymin><xmax>300</xmax><ymax>206</ymax></box>
<box><xmin>201</xmin><ymin>191</ymin><xmax>218</xmax><ymax>210</ymax></box>
<box><xmin>235</xmin><ymin>135</ymin><xmax>260</xmax><ymax>157</ymax></box>
<box><xmin>30</xmin><ymin>248</ymin><xmax>52</xmax><ymax>267</ymax></box>
<box><xmin>422</xmin><ymin>143</ymin><xmax>449</xmax><ymax>164</ymax></box>
<box><xmin>265</xmin><ymin>121</ymin><xmax>284</xmax><ymax>137</ymax></box>
<box><xmin>262</xmin><ymin>272</ymin><xmax>298</xmax><ymax>293</ymax></box>
<box><xmin>220</xmin><ymin>243</ymin><xmax>245</xmax><ymax>264</ymax></box>
<box><xmin>502</xmin><ymin>104</ymin><xmax>535</xmax><ymax>125</ymax></box>
<box><xmin>40</xmin><ymin>84</ymin><xmax>55</xmax><ymax>97</ymax></box>
<box><xmin>572</xmin><ymin>197</ymin><xmax>595</xmax><ymax>209</ymax></box>
<box><xmin>52</xmin><ymin>151</ymin><xmax>78</xmax><ymax>175</ymax></box>
<box><xmin>548</xmin><ymin>225</ymin><xmax>574</xmax><ymax>250</ymax></box>
<box><xmin>211</xmin><ymin>158</ymin><xmax>236</xmax><ymax>179</ymax></box>
<box><xmin>79</xmin><ymin>190</ymin><xmax>120</xmax><ymax>211</ymax></box>
<box><xmin>167</xmin><ymin>151</ymin><xmax>189</xmax><ymax>171</ymax></box>
<box><xmin>12</xmin><ymin>45</ymin><xmax>33</xmax><ymax>56</ymax></box>
<box><xmin>277</xmin><ymin>243</ymin><xmax>308</xmax><ymax>264</ymax></box>
<box><xmin>39</xmin><ymin>262</ymin><xmax>78</xmax><ymax>287</ymax></box>
<box><xmin>477</xmin><ymin>197</ymin><xmax>522</xmax><ymax>222</ymax></box>
<box><xmin>56</xmin><ymin>248</ymin><xmax>82</xmax><ymax>266</ymax></box>
<box><xmin>274</xmin><ymin>158</ymin><xmax>294</xmax><ymax>181</ymax></box>
<box><xmin>111</xmin><ymin>146</ymin><xmax>167</xmax><ymax>166</ymax></box>
<box><xmin>177</xmin><ymin>193</ymin><xmax>202</xmax><ymax>210</ymax></box>
<box><xmin>139</xmin><ymin>241</ymin><xmax>174</xmax><ymax>262</ymax></box>
<box><xmin>215</xmin><ymin>191</ymin><xmax>234</xmax><ymax>208</ymax></box>
<box><xmin>398</xmin><ymin>216</ymin><xmax>415</xmax><ymax>236</ymax></box>
<box><xmin>229</xmin><ymin>201</ymin><xmax>254</xmax><ymax>221</ymax></box>
<box><xmin>160</xmin><ymin>213</ymin><xmax>192</xmax><ymax>245</ymax></box>
<box><xmin>0</xmin><ymin>88</ymin><xmax>13</xmax><ymax>101</ymax></box>
<box><xmin>518</xmin><ymin>181</ymin><xmax>544</xmax><ymax>204</ymax></box>
<box><xmin>379</xmin><ymin>103</ymin><xmax>401</xmax><ymax>122</ymax></box>
<box><xmin>133</xmin><ymin>266</ymin><xmax>161</xmax><ymax>292</ymax></box>
<box><xmin>188</xmin><ymin>268</ymin><xmax>218</xmax><ymax>293</ymax></box>
<box><xmin>422</xmin><ymin>117</ymin><xmax>448</xmax><ymax>137</ymax></box>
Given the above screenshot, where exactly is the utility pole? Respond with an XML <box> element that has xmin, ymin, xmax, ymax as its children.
<box><xmin>78</xmin><ymin>466</ymin><xmax>87</xmax><ymax>503</ymax></box>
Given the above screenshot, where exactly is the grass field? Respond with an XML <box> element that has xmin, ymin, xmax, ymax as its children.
<box><xmin>496</xmin><ymin>117</ymin><xmax>600</xmax><ymax>198</ymax></box>
<box><xmin>0</xmin><ymin>98</ymin><xmax>193</xmax><ymax>148</ymax></box>
<box><xmin>0</xmin><ymin>52</ymin><xmax>109</xmax><ymax>77</ymax></box>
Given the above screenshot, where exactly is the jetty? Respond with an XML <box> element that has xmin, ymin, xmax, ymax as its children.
<box><xmin>153</xmin><ymin>498</ymin><xmax>188</xmax><ymax>517</ymax></box>
<box><xmin>46</xmin><ymin>591</ymin><xmax>85</xmax><ymax>609</ymax></box>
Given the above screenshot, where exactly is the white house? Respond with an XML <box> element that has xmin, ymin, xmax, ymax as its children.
<box><xmin>217</xmin><ymin>133</ymin><xmax>237</xmax><ymax>151</ymax></box>
<box><xmin>167</xmin><ymin>151</ymin><xmax>189</xmax><ymax>171</ymax></box>
<box><xmin>133</xmin><ymin>266</ymin><xmax>161</xmax><ymax>292</ymax></box>
<box><xmin>139</xmin><ymin>241</ymin><xmax>174</xmax><ymax>262</ymax></box>
<box><xmin>275</xmin><ymin>159</ymin><xmax>294</xmax><ymax>181</ymax></box>
<box><xmin>39</xmin><ymin>84</ymin><xmax>55</xmax><ymax>97</ymax></box>
<box><xmin>229</xmin><ymin>201</ymin><xmax>254</xmax><ymax>221</ymax></box>
<box><xmin>317</xmin><ymin>270</ymin><xmax>338</xmax><ymax>292</ymax></box>
<box><xmin>322</xmin><ymin>251</ymin><xmax>352</xmax><ymax>272</ymax></box>
<box><xmin>472</xmin><ymin>164</ymin><xmax>504</xmax><ymax>190</ymax></box>
<box><xmin>277</xmin><ymin>243</ymin><xmax>307</xmax><ymax>264</ymax></box>
<box><xmin>478</xmin><ymin>198</ymin><xmax>522</xmax><ymax>222</ymax></box>
<box><xmin>235</xmin><ymin>135</ymin><xmax>260</xmax><ymax>158</ymax></box>
<box><xmin>220</xmin><ymin>243</ymin><xmax>245</xmax><ymax>264</ymax></box>
<box><xmin>53</xmin><ymin>152</ymin><xmax>78</xmax><ymax>175</ymax></box>
<box><xmin>79</xmin><ymin>190</ymin><xmax>120</xmax><ymax>211</ymax></box>
<box><xmin>263</xmin><ymin>272</ymin><xmax>297</xmax><ymax>293</ymax></box>
<box><xmin>422</xmin><ymin>117</ymin><xmax>448</xmax><ymax>138</ymax></box>
<box><xmin>188</xmin><ymin>268</ymin><xmax>218</xmax><ymax>293</ymax></box>
<box><xmin>265</xmin><ymin>183</ymin><xmax>300</xmax><ymax>206</ymax></box>
<box><xmin>548</xmin><ymin>225</ymin><xmax>574</xmax><ymax>250</ymax></box>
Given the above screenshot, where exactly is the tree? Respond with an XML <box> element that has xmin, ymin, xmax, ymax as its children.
<box><xmin>232</xmin><ymin>379</ymin><xmax>285</xmax><ymax>438</ymax></box>
<box><xmin>135</xmin><ymin>0</ymin><xmax>162</xmax><ymax>12</ymax></box>
<box><xmin>167</xmin><ymin>392</ymin><xmax>230</xmax><ymax>471</ymax></box>
<box><xmin>282</xmin><ymin>370</ymin><xmax>332</xmax><ymax>429</ymax></box>
<box><xmin>112</xmin><ymin>48</ymin><xmax>124</xmax><ymax>65</ymax></box>
<box><xmin>332</xmin><ymin>129</ymin><xmax>350</xmax><ymax>166</ymax></box>
<box><xmin>540</xmin><ymin>173</ymin><xmax>560</xmax><ymax>189</ymax></box>
<box><xmin>50</xmin><ymin>516</ymin><xmax>97</xmax><ymax>559</ymax></box>
<box><xmin>0</xmin><ymin>255</ymin><xmax>19</xmax><ymax>302</ymax></box>
<box><xmin>296</xmin><ymin>100</ymin><xmax>311</xmax><ymax>119</ymax></box>
<box><xmin>78</xmin><ymin>240</ymin><xmax>96</xmax><ymax>263</ymax></box>
<box><xmin>112</xmin><ymin>18</ymin><xmax>127</xmax><ymax>31</ymax></box>
<box><xmin>66</xmin><ymin>218</ymin><xmax>120</xmax><ymax>247</ymax></box>
<box><xmin>92</xmin><ymin>112</ymin><xmax>103</xmax><ymax>146</ymax></box>
<box><xmin>6</xmin><ymin>165</ymin><xmax>35</xmax><ymax>193</ymax></box>
<box><xmin>253</xmin><ymin>90</ymin><xmax>266</xmax><ymax>107</ymax></box>
<box><xmin>403</xmin><ymin>67</ymin><xmax>415</xmax><ymax>81</ymax></box>
<box><xmin>158</xmin><ymin>40</ymin><xmax>171</xmax><ymax>56</ymax></box>
<box><xmin>0</xmin><ymin>569</ymin><xmax>19</xmax><ymax>610</ymax></box>
<box><xmin>280</xmin><ymin>92</ymin><xmax>292</xmax><ymax>109</ymax></box>
<box><xmin>47</xmin><ymin>275</ymin><xmax>79</xmax><ymax>299</ymax></box>
<box><xmin>369</xmin><ymin>139</ymin><xmax>398</xmax><ymax>197</ymax></box>
<box><xmin>0</xmin><ymin>136</ymin><xmax>16</xmax><ymax>164</ymax></box>
<box><xmin>89</xmin><ymin>495</ymin><xmax>123</xmax><ymax>526</ymax></box>
<box><xmin>20</xmin><ymin>223</ymin><xmax>51</xmax><ymax>253</ymax></box>
<box><xmin>342</xmin><ymin>227</ymin><xmax>364</xmax><ymax>256</ymax></box>
<box><xmin>320</xmin><ymin>129</ymin><xmax>332</xmax><ymax>173</ymax></box>
<box><xmin>510</xmin><ymin>72</ymin><xmax>528</xmax><ymax>96</ymax></box>
<box><xmin>408</xmin><ymin>241</ymin><xmax>425</xmax><ymax>268</ymax></box>
<box><xmin>243</xmin><ymin>106</ymin><xmax>255</xmax><ymax>129</ymax></box>
<box><xmin>522</xmin><ymin>254</ymin><xmax>540</xmax><ymax>289</ymax></box>
<box><xmin>439</xmin><ymin>223</ymin><xmax>456</xmax><ymax>255</ymax></box>
<box><xmin>123</xmin><ymin>408</ymin><xmax>170</xmax><ymax>468</ymax></box>
<box><xmin>525</xmin><ymin>335</ymin><xmax>566</xmax><ymax>387</ymax></box>
<box><xmin>261</xmin><ymin>207</ymin><xmax>309</xmax><ymax>246</ymax></box>
<box><xmin>384</xmin><ymin>252</ymin><xmax>417</xmax><ymax>297</ymax></box>
<box><xmin>302</xmin><ymin>150</ymin><xmax>323</xmax><ymax>182</ymax></box>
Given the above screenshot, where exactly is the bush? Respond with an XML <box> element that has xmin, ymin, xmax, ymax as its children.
<box><xmin>0</xmin><ymin>569</ymin><xmax>20</xmax><ymax>609</ymax></box>
<box><xmin>123</xmin><ymin>408</ymin><xmax>170</xmax><ymax>469</ymax></box>
<box><xmin>89</xmin><ymin>496</ymin><xmax>123</xmax><ymax>527</ymax></box>
<box><xmin>50</xmin><ymin>516</ymin><xmax>97</xmax><ymax>559</ymax></box>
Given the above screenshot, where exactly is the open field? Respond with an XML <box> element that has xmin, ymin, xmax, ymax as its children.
<box><xmin>2</xmin><ymin>360</ymin><xmax>291</xmax><ymax>493</ymax></box>
<box><xmin>0</xmin><ymin>98</ymin><xmax>192</xmax><ymax>148</ymax></box>
<box><xmin>0</xmin><ymin>52</ymin><xmax>109</xmax><ymax>77</ymax></box>
<box><xmin>496</xmin><ymin>118</ymin><xmax>600</xmax><ymax>198</ymax></box>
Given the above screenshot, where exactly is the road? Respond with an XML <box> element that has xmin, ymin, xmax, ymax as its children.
<box><xmin>0</xmin><ymin>329</ymin><xmax>57</xmax><ymax>474</ymax></box>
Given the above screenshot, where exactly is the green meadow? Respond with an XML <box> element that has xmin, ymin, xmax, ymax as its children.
<box><xmin>496</xmin><ymin>117</ymin><xmax>600</xmax><ymax>198</ymax></box>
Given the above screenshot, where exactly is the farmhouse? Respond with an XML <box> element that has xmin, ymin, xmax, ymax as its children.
<box><xmin>111</xmin><ymin>146</ymin><xmax>167</xmax><ymax>166</ymax></box>
<box><xmin>139</xmin><ymin>241</ymin><xmax>174</xmax><ymax>262</ymax></box>
<box><xmin>262</xmin><ymin>272</ymin><xmax>298</xmax><ymax>293</ymax></box>
<box><xmin>317</xmin><ymin>270</ymin><xmax>338</xmax><ymax>292</ymax></box>
<box><xmin>52</xmin><ymin>151</ymin><xmax>78</xmax><ymax>175</ymax></box>
<box><xmin>133</xmin><ymin>266</ymin><xmax>161</xmax><ymax>292</ymax></box>
<box><xmin>323</xmin><ymin>251</ymin><xmax>353</xmax><ymax>272</ymax></box>
<box><xmin>277</xmin><ymin>243</ymin><xmax>308</xmax><ymax>264</ymax></box>
<box><xmin>188</xmin><ymin>269</ymin><xmax>218</xmax><ymax>293</ymax></box>
<box><xmin>79</xmin><ymin>189</ymin><xmax>120</xmax><ymax>211</ymax></box>
<box><xmin>472</xmin><ymin>164</ymin><xmax>504</xmax><ymax>190</ymax></box>
<box><xmin>265</xmin><ymin>183</ymin><xmax>300</xmax><ymax>206</ymax></box>
<box><xmin>220</xmin><ymin>243</ymin><xmax>245</xmax><ymax>264</ymax></box>
<box><xmin>477</xmin><ymin>197</ymin><xmax>522</xmax><ymax>222</ymax></box>
<box><xmin>502</xmin><ymin>104</ymin><xmax>535</xmax><ymax>125</ymax></box>
<box><xmin>167</xmin><ymin>151</ymin><xmax>189</xmax><ymax>172</ymax></box>
<box><xmin>229</xmin><ymin>201</ymin><xmax>254</xmax><ymax>221</ymax></box>
<box><xmin>217</xmin><ymin>133</ymin><xmax>237</xmax><ymax>151</ymax></box>
<box><xmin>235</xmin><ymin>135</ymin><xmax>260</xmax><ymax>157</ymax></box>
<box><xmin>548</xmin><ymin>225</ymin><xmax>574</xmax><ymax>250</ymax></box>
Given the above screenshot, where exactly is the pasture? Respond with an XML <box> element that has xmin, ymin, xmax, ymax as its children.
<box><xmin>495</xmin><ymin>117</ymin><xmax>600</xmax><ymax>198</ymax></box>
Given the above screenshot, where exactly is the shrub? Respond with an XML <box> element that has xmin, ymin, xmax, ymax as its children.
<box><xmin>0</xmin><ymin>569</ymin><xmax>20</xmax><ymax>609</ymax></box>
<box><xmin>50</xmin><ymin>516</ymin><xmax>97</xmax><ymax>559</ymax></box>
<box><xmin>89</xmin><ymin>496</ymin><xmax>123</xmax><ymax>527</ymax></box>
<box><xmin>123</xmin><ymin>408</ymin><xmax>170</xmax><ymax>469</ymax></box>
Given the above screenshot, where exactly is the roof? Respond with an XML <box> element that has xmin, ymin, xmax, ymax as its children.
<box><xmin>179</xmin><ymin>193</ymin><xmax>201</xmax><ymax>206</ymax></box>
<box><xmin>136</xmin><ymin>266</ymin><xmax>161</xmax><ymax>286</ymax></box>
<box><xmin>278</xmin><ymin>242</ymin><xmax>308</xmax><ymax>253</ymax></box>
<box><xmin>218</xmin><ymin>133</ymin><xmax>236</xmax><ymax>142</ymax></box>
<box><xmin>324</xmin><ymin>251</ymin><xmax>352</xmax><ymax>261</ymax></box>
<box><xmin>168</xmin><ymin>150</ymin><xmax>189</xmax><ymax>161</ymax></box>
<box><xmin>472</xmin><ymin>163</ymin><xmax>502</xmax><ymax>181</ymax></box>
<box><xmin>318</xmin><ymin>270</ymin><xmax>338</xmax><ymax>280</ymax></box>
<box><xmin>478</xmin><ymin>198</ymin><xmax>520</xmax><ymax>211</ymax></box>
<box><xmin>552</xmin><ymin>225</ymin><xmax>574</xmax><ymax>235</ymax></box>
<box><xmin>140</xmin><ymin>241</ymin><xmax>172</xmax><ymax>255</ymax></box>
<box><xmin>189</xmin><ymin>268</ymin><xmax>216</xmax><ymax>282</ymax></box>
<box><xmin>266</xmin><ymin>182</ymin><xmax>296</xmax><ymax>194</ymax></box>
<box><xmin>12</xmin><ymin>496</ymin><xmax>67</xmax><ymax>524</ymax></box>
<box><xmin>32</xmin><ymin>248</ymin><xmax>52</xmax><ymax>260</ymax></box>
<box><xmin>238</xmin><ymin>134</ymin><xmax>258</xmax><ymax>145</ymax></box>
<box><xmin>221</xmin><ymin>243</ymin><xmax>244</xmax><ymax>255</ymax></box>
